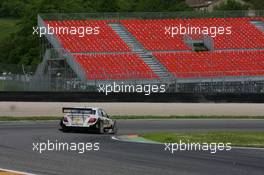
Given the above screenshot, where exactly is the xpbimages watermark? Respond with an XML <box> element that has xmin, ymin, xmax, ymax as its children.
<box><xmin>164</xmin><ymin>141</ymin><xmax>232</xmax><ymax>154</ymax></box>
<box><xmin>97</xmin><ymin>82</ymin><xmax>166</xmax><ymax>95</ymax></box>
<box><xmin>32</xmin><ymin>24</ymin><xmax>100</xmax><ymax>37</ymax></box>
<box><xmin>32</xmin><ymin>140</ymin><xmax>100</xmax><ymax>154</ymax></box>
<box><xmin>165</xmin><ymin>24</ymin><xmax>232</xmax><ymax>38</ymax></box>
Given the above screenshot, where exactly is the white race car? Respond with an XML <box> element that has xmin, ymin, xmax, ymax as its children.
<box><xmin>60</xmin><ymin>107</ymin><xmax>117</xmax><ymax>134</ymax></box>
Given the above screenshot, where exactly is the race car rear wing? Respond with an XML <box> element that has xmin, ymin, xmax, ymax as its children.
<box><xmin>62</xmin><ymin>107</ymin><xmax>95</xmax><ymax>114</ymax></box>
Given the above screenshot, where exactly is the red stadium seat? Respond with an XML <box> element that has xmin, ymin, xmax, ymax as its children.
<box><xmin>121</xmin><ymin>17</ymin><xmax>264</xmax><ymax>50</ymax></box>
<box><xmin>74</xmin><ymin>54</ymin><xmax>158</xmax><ymax>80</ymax></box>
<box><xmin>45</xmin><ymin>20</ymin><xmax>131</xmax><ymax>52</ymax></box>
<box><xmin>154</xmin><ymin>50</ymin><xmax>264</xmax><ymax>78</ymax></box>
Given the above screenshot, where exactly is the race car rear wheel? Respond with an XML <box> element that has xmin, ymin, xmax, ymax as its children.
<box><xmin>61</xmin><ymin>124</ymin><xmax>70</xmax><ymax>132</ymax></box>
<box><xmin>98</xmin><ymin>120</ymin><xmax>105</xmax><ymax>134</ymax></box>
<box><xmin>106</xmin><ymin>121</ymin><xmax>117</xmax><ymax>134</ymax></box>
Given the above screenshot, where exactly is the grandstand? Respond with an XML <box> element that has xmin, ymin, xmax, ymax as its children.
<box><xmin>33</xmin><ymin>11</ymin><xmax>264</xmax><ymax>93</ymax></box>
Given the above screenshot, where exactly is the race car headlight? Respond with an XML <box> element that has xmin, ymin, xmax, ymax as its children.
<box><xmin>88</xmin><ymin>117</ymin><xmax>97</xmax><ymax>123</ymax></box>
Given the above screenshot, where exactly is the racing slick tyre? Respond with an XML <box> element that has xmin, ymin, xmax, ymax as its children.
<box><xmin>98</xmin><ymin>120</ymin><xmax>105</xmax><ymax>134</ymax></box>
<box><xmin>108</xmin><ymin>121</ymin><xmax>117</xmax><ymax>134</ymax></box>
<box><xmin>61</xmin><ymin>123</ymin><xmax>70</xmax><ymax>132</ymax></box>
<box><xmin>113</xmin><ymin>121</ymin><xmax>118</xmax><ymax>134</ymax></box>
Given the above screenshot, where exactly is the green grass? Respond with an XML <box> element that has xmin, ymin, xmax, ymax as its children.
<box><xmin>0</xmin><ymin>18</ymin><xmax>19</xmax><ymax>41</ymax></box>
<box><xmin>0</xmin><ymin>115</ymin><xmax>264</xmax><ymax>121</ymax></box>
<box><xmin>142</xmin><ymin>132</ymin><xmax>264</xmax><ymax>148</ymax></box>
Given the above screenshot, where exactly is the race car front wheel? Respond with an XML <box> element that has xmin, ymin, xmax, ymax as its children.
<box><xmin>110</xmin><ymin>121</ymin><xmax>117</xmax><ymax>134</ymax></box>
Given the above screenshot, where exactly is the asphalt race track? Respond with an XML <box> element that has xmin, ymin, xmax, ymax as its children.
<box><xmin>0</xmin><ymin>120</ymin><xmax>264</xmax><ymax>175</ymax></box>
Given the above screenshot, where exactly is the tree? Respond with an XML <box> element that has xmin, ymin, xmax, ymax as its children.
<box><xmin>214</xmin><ymin>0</ymin><xmax>250</xmax><ymax>11</ymax></box>
<box><xmin>0</xmin><ymin>0</ymin><xmax>26</xmax><ymax>17</ymax></box>
<box><xmin>243</xmin><ymin>0</ymin><xmax>264</xmax><ymax>10</ymax></box>
<box><xmin>136</xmin><ymin>0</ymin><xmax>191</xmax><ymax>12</ymax></box>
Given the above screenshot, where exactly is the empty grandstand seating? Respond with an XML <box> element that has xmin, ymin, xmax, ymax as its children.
<box><xmin>44</xmin><ymin>16</ymin><xmax>264</xmax><ymax>81</ymax></box>
<box><xmin>45</xmin><ymin>20</ymin><xmax>131</xmax><ymax>52</ymax></box>
<box><xmin>46</xmin><ymin>17</ymin><xmax>264</xmax><ymax>53</ymax></box>
<box><xmin>212</xmin><ymin>18</ymin><xmax>264</xmax><ymax>49</ymax></box>
<box><xmin>121</xmin><ymin>17</ymin><xmax>264</xmax><ymax>50</ymax></box>
<box><xmin>121</xmin><ymin>19</ymin><xmax>192</xmax><ymax>51</ymax></box>
<box><xmin>154</xmin><ymin>50</ymin><xmax>264</xmax><ymax>78</ymax></box>
<box><xmin>74</xmin><ymin>54</ymin><xmax>158</xmax><ymax>80</ymax></box>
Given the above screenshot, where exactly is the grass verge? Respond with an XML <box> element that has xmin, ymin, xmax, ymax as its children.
<box><xmin>0</xmin><ymin>115</ymin><xmax>264</xmax><ymax>121</ymax></box>
<box><xmin>142</xmin><ymin>132</ymin><xmax>264</xmax><ymax>148</ymax></box>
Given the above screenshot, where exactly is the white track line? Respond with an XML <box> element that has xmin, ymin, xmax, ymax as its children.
<box><xmin>0</xmin><ymin>168</ymin><xmax>36</xmax><ymax>175</ymax></box>
<box><xmin>111</xmin><ymin>136</ymin><xmax>119</xmax><ymax>141</ymax></box>
<box><xmin>111</xmin><ymin>136</ymin><xmax>159</xmax><ymax>144</ymax></box>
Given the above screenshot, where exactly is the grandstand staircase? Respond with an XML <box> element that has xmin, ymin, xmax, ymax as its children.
<box><xmin>109</xmin><ymin>23</ymin><xmax>173</xmax><ymax>81</ymax></box>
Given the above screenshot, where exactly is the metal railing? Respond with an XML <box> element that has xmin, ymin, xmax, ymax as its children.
<box><xmin>1</xmin><ymin>61</ymin><xmax>264</xmax><ymax>92</ymax></box>
<box><xmin>0</xmin><ymin>64</ymin><xmax>35</xmax><ymax>91</ymax></box>
<box><xmin>39</xmin><ymin>10</ymin><xmax>264</xmax><ymax>21</ymax></box>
